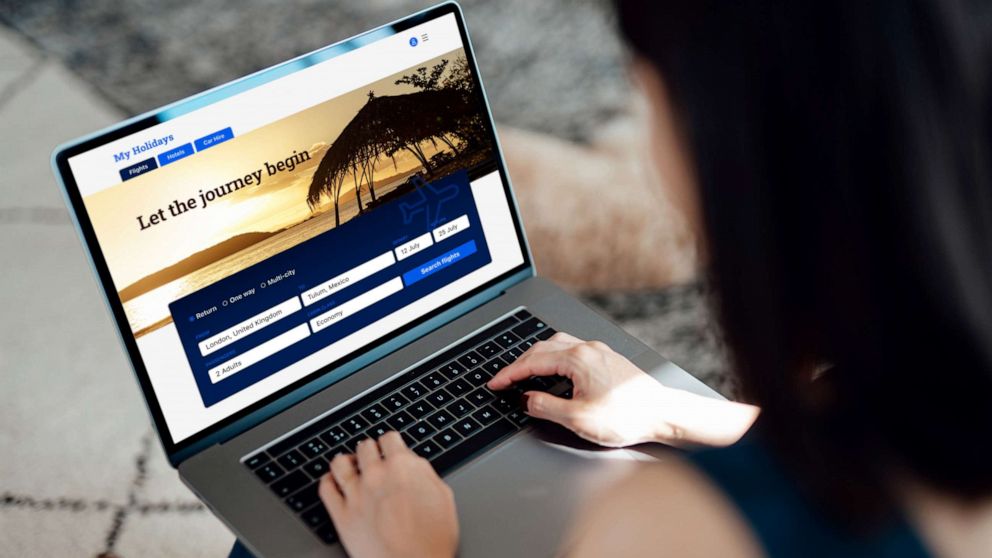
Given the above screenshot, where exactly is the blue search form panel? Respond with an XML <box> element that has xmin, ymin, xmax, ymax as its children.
<box><xmin>168</xmin><ymin>170</ymin><xmax>491</xmax><ymax>407</ymax></box>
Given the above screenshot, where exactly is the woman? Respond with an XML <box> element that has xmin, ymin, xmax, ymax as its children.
<box><xmin>316</xmin><ymin>1</ymin><xmax>992</xmax><ymax>556</ymax></box>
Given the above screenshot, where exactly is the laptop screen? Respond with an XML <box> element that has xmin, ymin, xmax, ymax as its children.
<box><xmin>60</xmin><ymin>10</ymin><xmax>527</xmax><ymax>448</ymax></box>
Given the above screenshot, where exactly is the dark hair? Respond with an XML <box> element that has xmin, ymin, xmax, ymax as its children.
<box><xmin>618</xmin><ymin>0</ymin><xmax>992</xmax><ymax>526</ymax></box>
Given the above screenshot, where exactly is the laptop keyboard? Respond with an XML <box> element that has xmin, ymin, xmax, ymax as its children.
<box><xmin>241</xmin><ymin>309</ymin><xmax>571</xmax><ymax>545</ymax></box>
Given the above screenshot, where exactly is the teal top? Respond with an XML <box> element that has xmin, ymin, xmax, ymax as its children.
<box><xmin>685</xmin><ymin>430</ymin><xmax>931</xmax><ymax>557</ymax></box>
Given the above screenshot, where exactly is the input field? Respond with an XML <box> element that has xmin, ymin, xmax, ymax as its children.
<box><xmin>310</xmin><ymin>277</ymin><xmax>403</xmax><ymax>333</ymax></box>
<box><xmin>302</xmin><ymin>251</ymin><xmax>396</xmax><ymax>307</ymax></box>
<box><xmin>394</xmin><ymin>232</ymin><xmax>433</xmax><ymax>261</ymax></box>
<box><xmin>208</xmin><ymin>323</ymin><xmax>310</xmax><ymax>384</ymax></box>
<box><xmin>198</xmin><ymin>297</ymin><xmax>302</xmax><ymax>357</ymax></box>
<box><xmin>432</xmin><ymin>214</ymin><xmax>470</xmax><ymax>243</ymax></box>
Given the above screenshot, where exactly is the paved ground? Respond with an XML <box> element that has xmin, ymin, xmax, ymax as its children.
<box><xmin>0</xmin><ymin>25</ymin><xmax>235</xmax><ymax>558</ymax></box>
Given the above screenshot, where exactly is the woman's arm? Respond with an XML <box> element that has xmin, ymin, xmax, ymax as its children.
<box><xmin>488</xmin><ymin>332</ymin><xmax>759</xmax><ymax>448</ymax></box>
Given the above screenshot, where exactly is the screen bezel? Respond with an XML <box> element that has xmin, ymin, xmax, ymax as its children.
<box><xmin>51</xmin><ymin>2</ymin><xmax>534</xmax><ymax>464</ymax></box>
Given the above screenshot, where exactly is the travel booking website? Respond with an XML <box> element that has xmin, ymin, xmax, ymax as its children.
<box><xmin>66</xmin><ymin>14</ymin><xmax>525</xmax><ymax>443</ymax></box>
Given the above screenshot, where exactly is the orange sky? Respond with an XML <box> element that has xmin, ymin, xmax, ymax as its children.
<box><xmin>84</xmin><ymin>50</ymin><xmax>462</xmax><ymax>288</ymax></box>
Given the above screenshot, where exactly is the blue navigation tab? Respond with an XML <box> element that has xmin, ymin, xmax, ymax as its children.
<box><xmin>157</xmin><ymin>143</ymin><xmax>194</xmax><ymax>166</ymax></box>
<box><xmin>194</xmin><ymin>127</ymin><xmax>234</xmax><ymax>152</ymax></box>
<box><xmin>119</xmin><ymin>157</ymin><xmax>158</xmax><ymax>182</ymax></box>
<box><xmin>402</xmin><ymin>240</ymin><xmax>477</xmax><ymax>286</ymax></box>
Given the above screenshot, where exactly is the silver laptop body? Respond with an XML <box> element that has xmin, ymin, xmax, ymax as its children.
<box><xmin>52</xmin><ymin>3</ymin><xmax>720</xmax><ymax>556</ymax></box>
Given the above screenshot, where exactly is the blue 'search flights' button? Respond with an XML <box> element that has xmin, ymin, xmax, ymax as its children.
<box><xmin>402</xmin><ymin>240</ymin><xmax>477</xmax><ymax>286</ymax></box>
<box><xmin>157</xmin><ymin>143</ymin><xmax>195</xmax><ymax>166</ymax></box>
<box><xmin>194</xmin><ymin>127</ymin><xmax>234</xmax><ymax>152</ymax></box>
<box><xmin>119</xmin><ymin>157</ymin><xmax>158</xmax><ymax>182</ymax></box>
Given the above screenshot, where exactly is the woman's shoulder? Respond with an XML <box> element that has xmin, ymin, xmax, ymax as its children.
<box><xmin>564</xmin><ymin>454</ymin><xmax>765</xmax><ymax>558</ymax></box>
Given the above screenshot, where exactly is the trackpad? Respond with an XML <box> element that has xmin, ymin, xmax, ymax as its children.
<box><xmin>445</xmin><ymin>424</ymin><xmax>642</xmax><ymax>557</ymax></box>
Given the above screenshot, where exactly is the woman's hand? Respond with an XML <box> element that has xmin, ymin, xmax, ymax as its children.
<box><xmin>319</xmin><ymin>432</ymin><xmax>458</xmax><ymax>558</ymax></box>
<box><xmin>487</xmin><ymin>332</ymin><xmax>758</xmax><ymax>448</ymax></box>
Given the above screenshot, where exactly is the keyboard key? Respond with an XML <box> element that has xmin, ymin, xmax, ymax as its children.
<box><xmin>467</xmin><ymin>387</ymin><xmax>496</xmax><ymax>406</ymax></box>
<box><xmin>341</xmin><ymin>416</ymin><xmax>368</xmax><ymax>435</ymax></box>
<box><xmin>446</xmin><ymin>378</ymin><xmax>472</xmax><ymax>396</ymax></box>
<box><xmin>255</xmin><ymin>462</ymin><xmax>285</xmax><ymax>483</ymax></box>
<box><xmin>344</xmin><ymin>435</ymin><xmax>367</xmax><ymax>453</ymax></box>
<box><xmin>457</xmin><ymin>351</ymin><xmax>484</xmax><ymax>369</ymax></box>
<box><xmin>302</xmin><ymin>503</ymin><xmax>330</xmax><ymax>528</ymax></box>
<box><xmin>430</xmin><ymin>419</ymin><xmax>517</xmax><ymax>474</ymax></box>
<box><xmin>472</xmin><ymin>405</ymin><xmax>500</xmax><ymax>425</ymax></box>
<box><xmin>536</xmin><ymin>327</ymin><xmax>557</xmax><ymax>340</ymax></box>
<box><xmin>512</xmin><ymin>317</ymin><xmax>547</xmax><ymax>339</ymax></box>
<box><xmin>476</xmin><ymin>342</ymin><xmax>501</xmax><ymax>358</ymax></box>
<box><xmin>493</xmin><ymin>394</ymin><xmax>516</xmax><ymax>413</ymax></box>
<box><xmin>422</xmin><ymin>373</ymin><xmax>447</xmax><ymax>389</ymax></box>
<box><xmin>361</xmin><ymin>404</ymin><xmax>388</xmax><ymax>423</ymax></box>
<box><xmin>466</xmin><ymin>369</ymin><xmax>491</xmax><ymax>386</ymax></box>
<box><xmin>482</xmin><ymin>357</ymin><xmax>508</xmax><ymax>375</ymax></box>
<box><xmin>439</xmin><ymin>362</ymin><xmax>466</xmax><ymax>379</ymax></box>
<box><xmin>303</xmin><ymin>458</ymin><xmax>330</xmax><ymax>478</ymax></box>
<box><xmin>403</xmin><ymin>382</ymin><xmax>427</xmax><ymax>400</ymax></box>
<box><xmin>447</xmin><ymin>399</ymin><xmax>475</xmax><ymax>417</ymax></box>
<box><xmin>326</xmin><ymin>446</ymin><xmax>349</xmax><ymax>459</ymax></box>
<box><xmin>367</xmin><ymin>422</ymin><xmax>391</xmax><ymax>439</ymax></box>
<box><xmin>516</xmin><ymin>377</ymin><xmax>549</xmax><ymax>393</ymax></box>
<box><xmin>503</xmin><ymin>346</ymin><xmax>525</xmax><ymax>361</ymax></box>
<box><xmin>520</xmin><ymin>337</ymin><xmax>539</xmax><ymax>350</ymax></box>
<box><xmin>271</xmin><ymin>470</ymin><xmax>309</xmax><ymax>497</ymax></box>
<box><xmin>513</xmin><ymin>309</ymin><xmax>532</xmax><ymax>321</ymax></box>
<box><xmin>427</xmin><ymin>389</ymin><xmax>453</xmax><ymax>407</ymax></box>
<box><xmin>408</xmin><ymin>422</ymin><xmax>436</xmax><ymax>442</ymax></box>
<box><xmin>315</xmin><ymin>523</ymin><xmax>338</xmax><ymax>545</ymax></box>
<box><xmin>277</xmin><ymin>449</ymin><xmax>305</xmax><ymax>470</ymax></box>
<box><xmin>386</xmin><ymin>410</ymin><xmax>415</xmax><ymax>430</ymax></box>
<box><xmin>407</xmin><ymin>400</ymin><xmax>435</xmax><ymax>419</ymax></box>
<box><xmin>286</xmin><ymin>482</ymin><xmax>319</xmax><ymax>512</ymax></box>
<box><xmin>320</xmin><ymin>426</ymin><xmax>348</xmax><ymax>446</ymax></box>
<box><xmin>244</xmin><ymin>452</ymin><xmax>269</xmax><ymax>469</ymax></box>
<box><xmin>414</xmin><ymin>440</ymin><xmax>442</xmax><ymax>459</ymax></box>
<box><xmin>495</xmin><ymin>331</ymin><xmax>522</xmax><ymax>348</ymax></box>
<box><xmin>383</xmin><ymin>394</ymin><xmax>409</xmax><ymax>412</ymax></box>
<box><xmin>506</xmin><ymin>409</ymin><xmax>530</xmax><ymax>426</ymax></box>
<box><xmin>455</xmin><ymin>417</ymin><xmax>482</xmax><ymax>437</ymax></box>
<box><xmin>434</xmin><ymin>428</ymin><xmax>462</xmax><ymax>448</ymax></box>
<box><xmin>300</xmin><ymin>438</ymin><xmax>327</xmax><ymax>458</ymax></box>
<box><xmin>427</xmin><ymin>410</ymin><xmax>455</xmax><ymax>430</ymax></box>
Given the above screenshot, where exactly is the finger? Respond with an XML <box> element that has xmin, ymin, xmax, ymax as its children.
<box><xmin>488</xmin><ymin>349</ymin><xmax>577</xmax><ymax>390</ymax></box>
<box><xmin>330</xmin><ymin>453</ymin><xmax>359</xmax><ymax>498</ymax></box>
<box><xmin>378</xmin><ymin>430</ymin><xmax>409</xmax><ymax>458</ymax></box>
<box><xmin>523</xmin><ymin>390</ymin><xmax>579</xmax><ymax>424</ymax></box>
<box><xmin>548</xmin><ymin>331</ymin><xmax>583</xmax><ymax>344</ymax></box>
<box><xmin>355</xmin><ymin>437</ymin><xmax>382</xmax><ymax>471</ymax></box>
<box><xmin>318</xmin><ymin>472</ymin><xmax>346</xmax><ymax>517</ymax></box>
<box><xmin>523</xmin><ymin>335</ymin><xmax>582</xmax><ymax>357</ymax></box>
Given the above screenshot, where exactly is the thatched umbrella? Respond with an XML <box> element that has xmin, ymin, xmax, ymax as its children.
<box><xmin>306</xmin><ymin>88</ymin><xmax>477</xmax><ymax>226</ymax></box>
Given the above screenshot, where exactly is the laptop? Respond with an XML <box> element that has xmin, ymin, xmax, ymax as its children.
<box><xmin>51</xmin><ymin>3</ymin><xmax>720</xmax><ymax>556</ymax></box>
